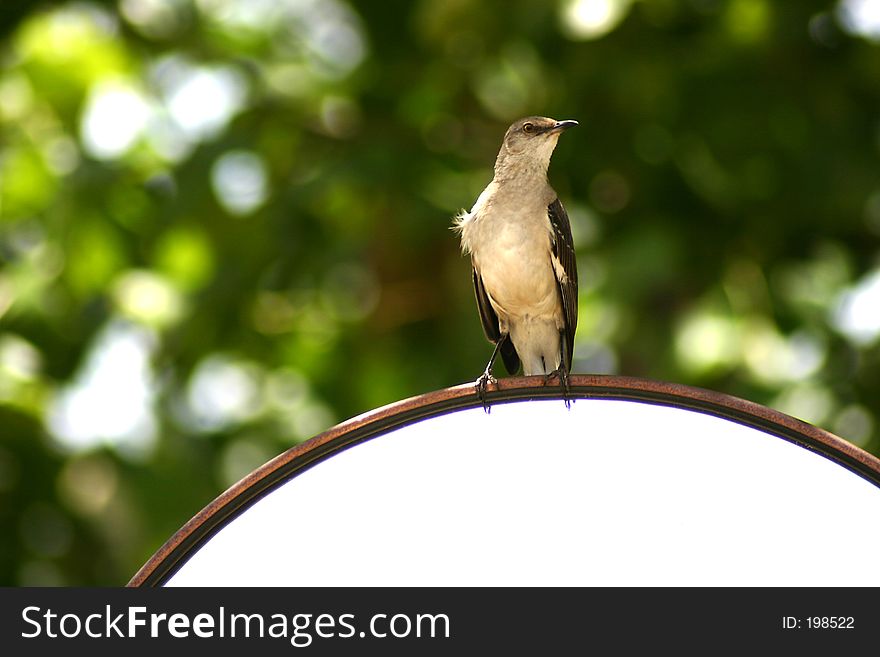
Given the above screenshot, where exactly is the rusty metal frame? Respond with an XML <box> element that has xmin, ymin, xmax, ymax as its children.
<box><xmin>128</xmin><ymin>375</ymin><xmax>880</xmax><ymax>587</ymax></box>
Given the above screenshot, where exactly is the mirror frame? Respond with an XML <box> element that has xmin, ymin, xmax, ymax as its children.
<box><xmin>128</xmin><ymin>375</ymin><xmax>880</xmax><ymax>587</ymax></box>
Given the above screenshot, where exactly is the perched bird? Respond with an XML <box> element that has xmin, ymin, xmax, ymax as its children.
<box><xmin>454</xmin><ymin>116</ymin><xmax>579</xmax><ymax>404</ymax></box>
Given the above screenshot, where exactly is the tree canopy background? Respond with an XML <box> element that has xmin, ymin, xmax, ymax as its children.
<box><xmin>1</xmin><ymin>0</ymin><xmax>879</xmax><ymax>585</ymax></box>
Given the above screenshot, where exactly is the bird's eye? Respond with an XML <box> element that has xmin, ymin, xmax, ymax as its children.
<box><xmin>522</xmin><ymin>122</ymin><xmax>535</xmax><ymax>134</ymax></box>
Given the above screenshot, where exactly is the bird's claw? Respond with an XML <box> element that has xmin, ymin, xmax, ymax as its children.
<box><xmin>544</xmin><ymin>367</ymin><xmax>572</xmax><ymax>409</ymax></box>
<box><xmin>475</xmin><ymin>371</ymin><xmax>497</xmax><ymax>413</ymax></box>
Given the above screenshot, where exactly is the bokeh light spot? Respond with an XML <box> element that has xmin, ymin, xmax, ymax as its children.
<box><xmin>211</xmin><ymin>150</ymin><xmax>269</xmax><ymax>216</ymax></box>
<box><xmin>832</xmin><ymin>268</ymin><xmax>880</xmax><ymax>345</ymax></box>
<box><xmin>47</xmin><ymin>320</ymin><xmax>158</xmax><ymax>459</ymax></box>
<box><xmin>560</xmin><ymin>0</ymin><xmax>633</xmax><ymax>41</ymax></box>
<box><xmin>79</xmin><ymin>80</ymin><xmax>152</xmax><ymax>159</ymax></box>
<box><xmin>837</xmin><ymin>0</ymin><xmax>880</xmax><ymax>41</ymax></box>
<box><xmin>183</xmin><ymin>355</ymin><xmax>264</xmax><ymax>433</ymax></box>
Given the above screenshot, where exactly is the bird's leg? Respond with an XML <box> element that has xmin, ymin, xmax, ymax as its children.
<box><xmin>544</xmin><ymin>363</ymin><xmax>571</xmax><ymax>408</ymax></box>
<box><xmin>475</xmin><ymin>339</ymin><xmax>504</xmax><ymax>413</ymax></box>
<box><xmin>544</xmin><ymin>333</ymin><xmax>573</xmax><ymax>409</ymax></box>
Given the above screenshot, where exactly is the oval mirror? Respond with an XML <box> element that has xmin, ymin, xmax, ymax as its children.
<box><xmin>129</xmin><ymin>376</ymin><xmax>880</xmax><ymax>587</ymax></box>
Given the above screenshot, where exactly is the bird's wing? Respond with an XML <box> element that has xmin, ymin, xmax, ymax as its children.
<box><xmin>548</xmin><ymin>198</ymin><xmax>578</xmax><ymax>371</ymax></box>
<box><xmin>473</xmin><ymin>266</ymin><xmax>520</xmax><ymax>374</ymax></box>
<box><xmin>472</xmin><ymin>266</ymin><xmax>499</xmax><ymax>343</ymax></box>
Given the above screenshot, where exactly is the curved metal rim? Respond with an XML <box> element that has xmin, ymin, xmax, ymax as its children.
<box><xmin>128</xmin><ymin>375</ymin><xmax>880</xmax><ymax>587</ymax></box>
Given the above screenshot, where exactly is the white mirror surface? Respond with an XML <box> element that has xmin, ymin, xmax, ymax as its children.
<box><xmin>167</xmin><ymin>399</ymin><xmax>880</xmax><ymax>586</ymax></box>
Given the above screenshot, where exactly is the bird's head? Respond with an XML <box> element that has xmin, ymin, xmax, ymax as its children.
<box><xmin>495</xmin><ymin>116</ymin><xmax>578</xmax><ymax>176</ymax></box>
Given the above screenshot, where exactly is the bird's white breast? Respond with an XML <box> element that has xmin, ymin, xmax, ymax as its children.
<box><xmin>461</xmin><ymin>186</ymin><xmax>560</xmax><ymax>324</ymax></box>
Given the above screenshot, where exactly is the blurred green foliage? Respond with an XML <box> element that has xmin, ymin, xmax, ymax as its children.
<box><xmin>1</xmin><ymin>0</ymin><xmax>879</xmax><ymax>585</ymax></box>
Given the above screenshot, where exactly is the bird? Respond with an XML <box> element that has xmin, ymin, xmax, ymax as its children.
<box><xmin>454</xmin><ymin>115</ymin><xmax>579</xmax><ymax>407</ymax></box>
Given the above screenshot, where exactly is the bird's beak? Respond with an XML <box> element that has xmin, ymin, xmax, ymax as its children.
<box><xmin>551</xmin><ymin>120</ymin><xmax>579</xmax><ymax>133</ymax></box>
